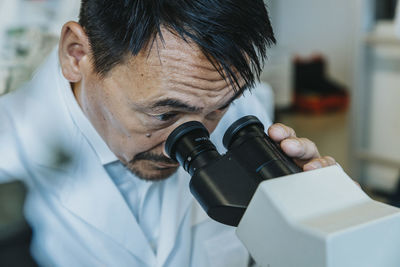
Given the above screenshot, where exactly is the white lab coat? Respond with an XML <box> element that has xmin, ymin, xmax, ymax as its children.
<box><xmin>0</xmin><ymin>49</ymin><xmax>273</xmax><ymax>266</ymax></box>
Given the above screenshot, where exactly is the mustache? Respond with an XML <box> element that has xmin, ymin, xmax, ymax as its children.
<box><xmin>130</xmin><ymin>151</ymin><xmax>178</xmax><ymax>165</ymax></box>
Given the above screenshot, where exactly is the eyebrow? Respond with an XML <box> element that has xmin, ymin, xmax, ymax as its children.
<box><xmin>149</xmin><ymin>99</ymin><xmax>203</xmax><ymax>112</ymax></box>
<box><xmin>148</xmin><ymin>86</ymin><xmax>247</xmax><ymax>113</ymax></box>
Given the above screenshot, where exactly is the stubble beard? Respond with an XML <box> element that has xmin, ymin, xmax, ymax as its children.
<box><xmin>121</xmin><ymin>151</ymin><xmax>180</xmax><ymax>181</ymax></box>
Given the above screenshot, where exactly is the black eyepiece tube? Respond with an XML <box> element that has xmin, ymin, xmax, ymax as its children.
<box><xmin>223</xmin><ymin>116</ymin><xmax>302</xmax><ymax>180</ymax></box>
<box><xmin>165</xmin><ymin>121</ymin><xmax>221</xmax><ymax>175</ymax></box>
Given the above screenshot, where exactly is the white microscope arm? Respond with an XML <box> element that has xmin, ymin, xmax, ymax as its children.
<box><xmin>236</xmin><ymin>165</ymin><xmax>400</xmax><ymax>267</ymax></box>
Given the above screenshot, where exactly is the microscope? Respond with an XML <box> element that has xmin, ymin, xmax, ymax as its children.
<box><xmin>165</xmin><ymin>116</ymin><xmax>400</xmax><ymax>267</ymax></box>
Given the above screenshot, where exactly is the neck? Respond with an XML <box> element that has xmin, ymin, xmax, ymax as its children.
<box><xmin>71</xmin><ymin>81</ymin><xmax>83</xmax><ymax>109</ymax></box>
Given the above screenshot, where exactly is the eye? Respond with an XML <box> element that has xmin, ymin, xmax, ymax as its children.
<box><xmin>153</xmin><ymin>112</ymin><xmax>178</xmax><ymax>122</ymax></box>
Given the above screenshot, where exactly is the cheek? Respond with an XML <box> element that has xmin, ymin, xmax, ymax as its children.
<box><xmin>115</xmin><ymin>131</ymin><xmax>166</xmax><ymax>162</ymax></box>
<box><xmin>103</xmin><ymin>109</ymin><xmax>171</xmax><ymax>160</ymax></box>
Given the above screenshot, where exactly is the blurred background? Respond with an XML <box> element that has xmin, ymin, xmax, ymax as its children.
<box><xmin>0</xmin><ymin>0</ymin><xmax>399</xmax><ymax>265</ymax></box>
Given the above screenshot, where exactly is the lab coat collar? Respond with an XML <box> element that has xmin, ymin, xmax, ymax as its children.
<box><xmin>45</xmin><ymin>48</ymin><xmax>194</xmax><ymax>265</ymax></box>
<box><xmin>60</xmin><ymin>150</ymin><xmax>157</xmax><ymax>265</ymax></box>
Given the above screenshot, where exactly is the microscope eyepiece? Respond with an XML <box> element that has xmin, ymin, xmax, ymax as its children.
<box><xmin>223</xmin><ymin>115</ymin><xmax>264</xmax><ymax>149</ymax></box>
<box><xmin>165</xmin><ymin>121</ymin><xmax>221</xmax><ymax>175</ymax></box>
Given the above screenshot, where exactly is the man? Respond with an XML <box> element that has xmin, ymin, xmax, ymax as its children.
<box><xmin>0</xmin><ymin>0</ymin><xmax>335</xmax><ymax>266</ymax></box>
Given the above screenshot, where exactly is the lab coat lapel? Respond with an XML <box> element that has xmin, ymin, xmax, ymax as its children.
<box><xmin>59</xmin><ymin>150</ymin><xmax>156</xmax><ymax>265</ymax></box>
<box><xmin>157</xmin><ymin>168</ymin><xmax>193</xmax><ymax>266</ymax></box>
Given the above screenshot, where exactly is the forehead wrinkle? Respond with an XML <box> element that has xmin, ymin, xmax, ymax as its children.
<box><xmin>185</xmin><ymin>62</ymin><xmax>227</xmax><ymax>82</ymax></box>
<box><xmin>166</xmin><ymin>72</ymin><xmax>230</xmax><ymax>93</ymax></box>
<box><xmin>157</xmin><ymin>39</ymin><xmax>208</xmax><ymax>61</ymax></box>
<box><xmin>160</xmin><ymin>53</ymin><xmax>220</xmax><ymax>77</ymax></box>
<box><xmin>166</xmin><ymin>64</ymin><xmax>226</xmax><ymax>87</ymax></box>
<box><xmin>131</xmin><ymin>28</ymin><xmax>236</xmax><ymax>83</ymax></box>
<box><xmin>188</xmin><ymin>83</ymin><xmax>237</xmax><ymax>111</ymax></box>
<box><xmin>157</xmin><ymin>42</ymin><xmax>222</xmax><ymax>72</ymax></box>
<box><xmin>212</xmin><ymin>86</ymin><xmax>236</xmax><ymax>103</ymax></box>
<box><xmin>161</xmin><ymin>54</ymin><xmax>245</xmax><ymax>92</ymax></box>
<box><xmin>148</xmin><ymin>33</ymin><xmax>232</xmax><ymax>87</ymax></box>
<box><xmin>189</xmin><ymin>72</ymin><xmax>225</xmax><ymax>83</ymax></box>
<box><xmin>162</xmin><ymin>59</ymin><xmax>230</xmax><ymax>92</ymax></box>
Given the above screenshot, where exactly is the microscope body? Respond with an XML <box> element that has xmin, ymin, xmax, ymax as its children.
<box><xmin>237</xmin><ymin>165</ymin><xmax>400</xmax><ymax>267</ymax></box>
<box><xmin>166</xmin><ymin>116</ymin><xmax>400</xmax><ymax>267</ymax></box>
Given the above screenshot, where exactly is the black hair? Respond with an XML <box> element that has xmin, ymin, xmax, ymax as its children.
<box><xmin>79</xmin><ymin>0</ymin><xmax>275</xmax><ymax>91</ymax></box>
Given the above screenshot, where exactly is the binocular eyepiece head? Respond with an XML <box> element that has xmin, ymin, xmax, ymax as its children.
<box><xmin>165</xmin><ymin>115</ymin><xmax>302</xmax><ymax>226</ymax></box>
<box><xmin>165</xmin><ymin>116</ymin><xmax>266</xmax><ymax>175</ymax></box>
<box><xmin>166</xmin><ymin>115</ymin><xmax>302</xmax><ymax>178</ymax></box>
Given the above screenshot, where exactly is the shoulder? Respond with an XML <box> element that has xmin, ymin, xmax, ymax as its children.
<box><xmin>0</xmin><ymin>53</ymin><xmax>79</xmax><ymax>182</ymax></box>
<box><xmin>0</xmin><ymin>104</ymin><xmax>26</xmax><ymax>182</ymax></box>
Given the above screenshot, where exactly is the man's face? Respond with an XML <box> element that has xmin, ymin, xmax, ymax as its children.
<box><xmin>73</xmin><ymin>30</ymin><xmax>241</xmax><ymax>181</ymax></box>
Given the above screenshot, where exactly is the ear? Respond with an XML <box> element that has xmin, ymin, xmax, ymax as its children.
<box><xmin>58</xmin><ymin>21</ymin><xmax>91</xmax><ymax>83</ymax></box>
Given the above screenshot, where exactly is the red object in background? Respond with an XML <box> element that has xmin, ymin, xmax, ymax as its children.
<box><xmin>293</xmin><ymin>54</ymin><xmax>350</xmax><ymax>114</ymax></box>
